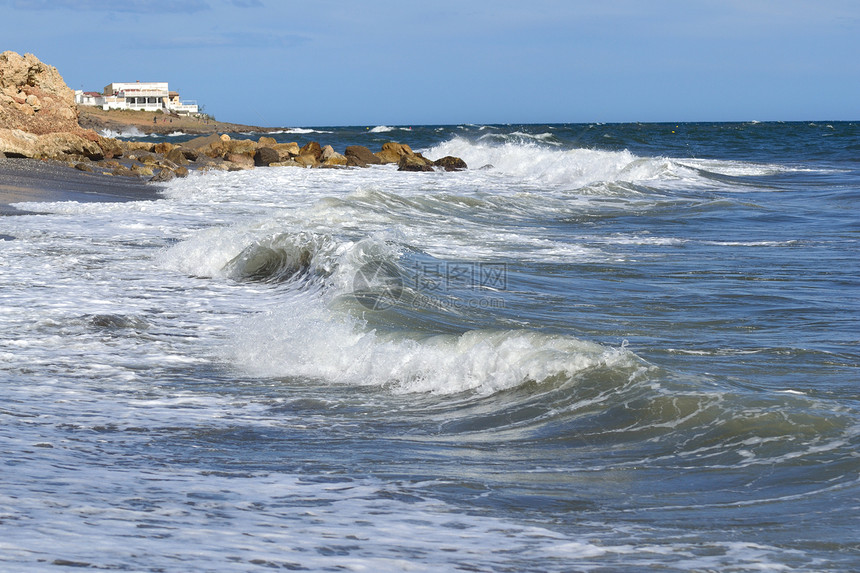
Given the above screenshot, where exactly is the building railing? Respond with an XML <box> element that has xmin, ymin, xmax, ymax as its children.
<box><xmin>115</xmin><ymin>90</ymin><xmax>169</xmax><ymax>98</ymax></box>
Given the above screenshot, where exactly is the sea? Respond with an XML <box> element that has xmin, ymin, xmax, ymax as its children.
<box><xmin>1</xmin><ymin>122</ymin><xmax>858</xmax><ymax>572</ymax></box>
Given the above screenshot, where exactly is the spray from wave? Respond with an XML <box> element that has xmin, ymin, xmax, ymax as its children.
<box><xmin>229</xmin><ymin>297</ymin><xmax>637</xmax><ymax>395</ymax></box>
<box><xmin>424</xmin><ymin>136</ymin><xmax>687</xmax><ymax>189</ymax></box>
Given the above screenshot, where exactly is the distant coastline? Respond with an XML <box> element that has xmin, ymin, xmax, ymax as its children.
<box><xmin>77</xmin><ymin>105</ymin><xmax>277</xmax><ymax>136</ymax></box>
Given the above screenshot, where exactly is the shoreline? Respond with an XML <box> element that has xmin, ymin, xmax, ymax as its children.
<box><xmin>0</xmin><ymin>157</ymin><xmax>161</xmax><ymax>216</ymax></box>
<box><xmin>77</xmin><ymin>106</ymin><xmax>276</xmax><ymax>136</ymax></box>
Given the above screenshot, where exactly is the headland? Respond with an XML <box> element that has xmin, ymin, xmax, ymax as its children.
<box><xmin>77</xmin><ymin>105</ymin><xmax>273</xmax><ymax>136</ymax></box>
<box><xmin>1</xmin><ymin>51</ymin><xmax>465</xmax><ymax>213</ymax></box>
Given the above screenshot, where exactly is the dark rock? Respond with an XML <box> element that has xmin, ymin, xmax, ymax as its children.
<box><xmin>345</xmin><ymin>145</ymin><xmax>381</xmax><ymax>168</ymax></box>
<box><xmin>112</xmin><ymin>166</ymin><xmax>139</xmax><ymax>178</ymax></box>
<box><xmin>398</xmin><ymin>153</ymin><xmax>434</xmax><ymax>172</ymax></box>
<box><xmin>254</xmin><ymin>147</ymin><xmax>280</xmax><ymax>167</ymax></box>
<box><xmin>134</xmin><ymin>151</ymin><xmax>157</xmax><ymax>164</ymax></box>
<box><xmin>149</xmin><ymin>168</ymin><xmax>176</xmax><ymax>183</ymax></box>
<box><xmin>74</xmin><ymin>162</ymin><xmax>93</xmax><ymax>172</ymax></box>
<box><xmin>165</xmin><ymin>147</ymin><xmax>188</xmax><ymax>165</ymax></box>
<box><xmin>433</xmin><ymin>156</ymin><xmax>467</xmax><ymax>171</ymax></box>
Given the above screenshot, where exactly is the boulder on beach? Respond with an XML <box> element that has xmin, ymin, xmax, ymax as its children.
<box><xmin>273</xmin><ymin>141</ymin><xmax>300</xmax><ymax>160</ymax></box>
<box><xmin>375</xmin><ymin>141</ymin><xmax>415</xmax><ymax>164</ymax></box>
<box><xmin>153</xmin><ymin>142</ymin><xmax>175</xmax><ymax>155</ymax></box>
<box><xmin>299</xmin><ymin>141</ymin><xmax>323</xmax><ymax>161</ymax></box>
<box><xmin>345</xmin><ymin>145</ymin><xmax>382</xmax><ymax>168</ymax></box>
<box><xmin>225</xmin><ymin>152</ymin><xmax>254</xmax><ymax>169</ymax></box>
<box><xmin>150</xmin><ymin>168</ymin><xmax>176</xmax><ymax>183</ymax></box>
<box><xmin>181</xmin><ymin>133</ymin><xmax>227</xmax><ymax>158</ymax></box>
<box><xmin>397</xmin><ymin>153</ymin><xmax>435</xmax><ymax>172</ymax></box>
<box><xmin>433</xmin><ymin>156</ymin><xmax>468</xmax><ymax>171</ymax></box>
<box><xmin>293</xmin><ymin>154</ymin><xmax>319</xmax><ymax>168</ymax></box>
<box><xmin>224</xmin><ymin>138</ymin><xmax>257</xmax><ymax>158</ymax></box>
<box><xmin>97</xmin><ymin>136</ymin><xmax>123</xmax><ymax>159</ymax></box>
<box><xmin>322</xmin><ymin>151</ymin><xmax>348</xmax><ymax>167</ymax></box>
<box><xmin>165</xmin><ymin>147</ymin><xmax>188</xmax><ymax>165</ymax></box>
<box><xmin>254</xmin><ymin>146</ymin><xmax>279</xmax><ymax>167</ymax></box>
<box><xmin>0</xmin><ymin>128</ymin><xmax>105</xmax><ymax>161</ymax></box>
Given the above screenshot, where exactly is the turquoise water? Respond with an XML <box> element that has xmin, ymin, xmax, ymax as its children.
<box><xmin>1</xmin><ymin>122</ymin><xmax>858</xmax><ymax>571</ymax></box>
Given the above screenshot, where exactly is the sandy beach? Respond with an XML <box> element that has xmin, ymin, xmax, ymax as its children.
<box><xmin>0</xmin><ymin>157</ymin><xmax>161</xmax><ymax>216</ymax></box>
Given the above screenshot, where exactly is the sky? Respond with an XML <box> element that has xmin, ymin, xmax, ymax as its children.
<box><xmin>1</xmin><ymin>0</ymin><xmax>858</xmax><ymax>127</ymax></box>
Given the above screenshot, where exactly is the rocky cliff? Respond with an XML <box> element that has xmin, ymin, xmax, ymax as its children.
<box><xmin>0</xmin><ymin>51</ymin><xmax>79</xmax><ymax>135</ymax></box>
<box><xmin>0</xmin><ymin>51</ymin><xmax>119</xmax><ymax>161</ymax></box>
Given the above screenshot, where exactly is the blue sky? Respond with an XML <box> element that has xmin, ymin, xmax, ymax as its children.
<box><xmin>1</xmin><ymin>0</ymin><xmax>858</xmax><ymax>127</ymax></box>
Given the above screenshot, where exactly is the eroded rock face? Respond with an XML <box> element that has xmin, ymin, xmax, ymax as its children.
<box><xmin>0</xmin><ymin>128</ymin><xmax>104</xmax><ymax>160</ymax></box>
<box><xmin>0</xmin><ymin>51</ymin><xmax>79</xmax><ymax>135</ymax></box>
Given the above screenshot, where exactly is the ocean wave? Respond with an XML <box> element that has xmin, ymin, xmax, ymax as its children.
<box><xmin>157</xmin><ymin>226</ymin><xmax>372</xmax><ymax>287</ymax></box>
<box><xmin>222</xmin><ymin>232</ymin><xmax>341</xmax><ymax>284</ymax></box>
<box><xmin>229</xmin><ymin>299</ymin><xmax>636</xmax><ymax>395</ymax></box>
<box><xmin>677</xmin><ymin>158</ymin><xmax>814</xmax><ymax>179</ymax></box>
<box><xmin>368</xmin><ymin>125</ymin><xmax>415</xmax><ymax>133</ymax></box>
<box><xmin>99</xmin><ymin>126</ymin><xmax>148</xmax><ymax>139</ymax></box>
<box><xmin>285</xmin><ymin>127</ymin><xmax>333</xmax><ymax>134</ymax></box>
<box><xmin>478</xmin><ymin>131</ymin><xmax>563</xmax><ymax>146</ymax></box>
<box><xmin>424</xmin><ymin>137</ymin><xmax>680</xmax><ymax>189</ymax></box>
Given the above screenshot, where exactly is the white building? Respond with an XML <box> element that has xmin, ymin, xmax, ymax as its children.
<box><xmin>75</xmin><ymin>81</ymin><xmax>199</xmax><ymax>115</ymax></box>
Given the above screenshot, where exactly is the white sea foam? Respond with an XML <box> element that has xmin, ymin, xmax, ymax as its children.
<box><xmin>229</xmin><ymin>296</ymin><xmax>635</xmax><ymax>395</ymax></box>
<box><xmin>1</xmin><ymin>127</ymin><xmax>854</xmax><ymax>572</ymax></box>
<box><xmin>424</xmin><ymin>137</ymin><xmax>679</xmax><ymax>189</ymax></box>
<box><xmin>98</xmin><ymin>126</ymin><xmax>147</xmax><ymax>138</ymax></box>
<box><xmin>285</xmin><ymin>127</ymin><xmax>333</xmax><ymax>134</ymax></box>
<box><xmin>156</xmin><ymin>222</ymin><xmax>633</xmax><ymax>394</ymax></box>
<box><xmin>481</xmin><ymin>131</ymin><xmax>562</xmax><ymax>146</ymax></box>
<box><xmin>677</xmin><ymin>158</ymin><xmax>815</xmax><ymax>178</ymax></box>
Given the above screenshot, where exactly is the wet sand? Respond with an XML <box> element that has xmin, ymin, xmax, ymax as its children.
<box><xmin>0</xmin><ymin>158</ymin><xmax>161</xmax><ymax>215</ymax></box>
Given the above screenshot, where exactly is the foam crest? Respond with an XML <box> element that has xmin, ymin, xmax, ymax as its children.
<box><xmin>158</xmin><ymin>223</ymin><xmax>403</xmax><ymax>288</ymax></box>
<box><xmin>229</xmin><ymin>297</ymin><xmax>634</xmax><ymax>395</ymax></box>
<box><xmin>98</xmin><ymin>126</ymin><xmax>148</xmax><ymax>138</ymax></box>
<box><xmin>222</xmin><ymin>232</ymin><xmax>339</xmax><ymax>284</ymax></box>
<box><xmin>426</xmin><ymin>137</ymin><xmax>676</xmax><ymax>189</ymax></box>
